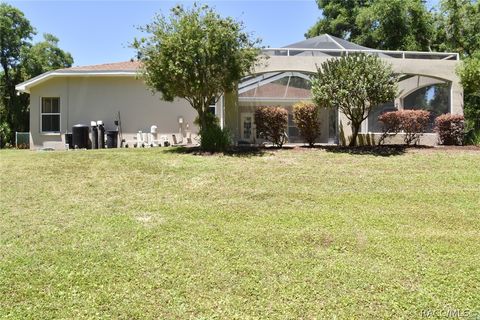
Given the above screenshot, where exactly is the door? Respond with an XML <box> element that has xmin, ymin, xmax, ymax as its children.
<box><xmin>240</xmin><ymin>113</ymin><xmax>254</xmax><ymax>143</ymax></box>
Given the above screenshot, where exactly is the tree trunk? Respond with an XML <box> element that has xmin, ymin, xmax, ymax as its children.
<box><xmin>196</xmin><ymin>106</ymin><xmax>207</xmax><ymax>132</ymax></box>
<box><xmin>349</xmin><ymin>122</ymin><xmax>361</xmax><ymax>147</ymax></box>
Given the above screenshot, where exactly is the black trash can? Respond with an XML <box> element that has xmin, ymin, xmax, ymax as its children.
<box><xmin>91</xmin><ymin>124</ymin><xmax>98</xmax><ymax>149</ymax></box>
<box><xmin>106</xmin><ymin>130</ymin><xmax>118</xmax><ymax>148</ymax></box>
<box><xmin>98</xmin><ymin>123</ymin><xmax>105</xmax><ymax>149</ymax></box>
<box><xmin>65</xmin><ymin>133</ymin><xmax>73</xmax><ymax>149</ymax></box>
<box><xmin>72</xmin><ymin>124</ymin><xmax>89</xmax><ymax>149</ymax></box>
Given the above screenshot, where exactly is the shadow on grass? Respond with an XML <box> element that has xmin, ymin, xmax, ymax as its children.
<box><xmin>314</xmin><ymin>144</ymin><xmax>432</xmax><ymax>157</ymax></box>
<box><xmin>165</xmin><ymin>144</ymin><xmax>435</xmax><ymax>157</ymax></box>
<box><xmin>164</xmin><ymin>145</ymin><xmax>268</xmax><ymax>157</ymax></box>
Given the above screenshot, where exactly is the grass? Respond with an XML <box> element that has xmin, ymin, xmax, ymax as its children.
<box><xmin>1</xmin><ymin>147</ymin><xmax>479</xmax><ymax>319</ymax></box>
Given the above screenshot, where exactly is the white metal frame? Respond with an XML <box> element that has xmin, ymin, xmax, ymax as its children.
<box><xmin>238</xmin><ymin>71</ymin><xmax>312</xmax><ymax>98</ymax></box>
<box><xmin>40</xmin><ymin>97</ymin><xmax>61</xmax><ymax>134</ymax></box>
<box><xmin>262</xmin><ymin>48</ymin><xmax>460</xmax><ymax>60</ymax></box>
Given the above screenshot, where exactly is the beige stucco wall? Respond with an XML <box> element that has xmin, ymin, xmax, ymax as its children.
<box><xmin>224</xmin><ymin>55</ymin><xmax>463</xmax><ymax>146</ymax></box>
<box><xmin>29</xmin><ymin>76</ymin><xmax>199</xmax><ymax>150</ymax></box>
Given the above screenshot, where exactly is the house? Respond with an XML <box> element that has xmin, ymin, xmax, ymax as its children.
<box><xmin>16</xmin><ymin>35</ymin><xmax>463</xmax><ymax>149</ymax></box>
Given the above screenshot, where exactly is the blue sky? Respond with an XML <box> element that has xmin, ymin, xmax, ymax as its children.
<box><xmin>7</xmin><ymin>1</ymin><xmax>439</xmax><ymax>67</ymax></box>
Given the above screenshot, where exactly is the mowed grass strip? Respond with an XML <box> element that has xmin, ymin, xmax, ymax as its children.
<box><xmin>0</xmin><ymin>147</ymin><xmax>479</xmax><ymax>319</ymax></box>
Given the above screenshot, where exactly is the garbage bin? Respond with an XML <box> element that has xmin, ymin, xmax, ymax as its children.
<box><xmin>106</xmin><ymin>130</ymin><xmax>118</xmax><ymax>148</ymax></box>
<box><xmin>72</xmin><ymin>124</ymin><xmax>89</xmax><ymax>149</ymax></box>
<box><xmin>65</xmin><ymin>133</ymin><xmax>73</xmax><ymax>149</ymax></box>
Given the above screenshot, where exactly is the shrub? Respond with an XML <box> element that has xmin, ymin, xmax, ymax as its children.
<box><xmin>378</xmin><ymin>111</ymin><xmax>402</xmax><ymax>144</ymax></box>
<box><xmin>293</xmin><ymin>102</ymin><xmax>321</xmax><ymax>147</ymax></box>
<box><xmin>199</xmin><ymin>124</ymin><xmax>231</xmax><ymax>152</ymax></box>
<box><xmin>378</xmin><ymin>110</ymin><xmax>430</xmax><ymax>145</ymax></box>
<box><xmin>434</xmin><ymin>114</ymin><xmax>465</xmax><ymax>145</ymax></box>
<box><xmin>401</xmin><ymin>110</ymin><xmax>430</xmax><ymax>145</ymax></box>
<box><xmin>0</xmin><ymin>122</ymin><xmax>12</xmax><ymax>148</ymax></box>
<box><xmin>254</xmin><ymin>106</ymin><xmax>288</xmax><ymax>147</ymax></box>
<box><xmin>464</xmin><ymin>128</ymin><xmax>480</xmax><ymax>146</ymax></box>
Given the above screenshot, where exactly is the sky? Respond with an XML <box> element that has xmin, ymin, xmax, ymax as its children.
<box><xmin>7</xmin><ymin>0</ymin><xmax>439</xmax><ymax>67</ymax></box>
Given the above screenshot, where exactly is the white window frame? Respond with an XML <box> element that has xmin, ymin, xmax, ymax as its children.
<box><xmin>40</xmin><ymin>97</ymin><xmax>61</xmax><ymax>133</ymax></box>
<box><xmin>209</xmin><ymin>104</ymin><xmax>216</xmax><ymax>115</ymax></box>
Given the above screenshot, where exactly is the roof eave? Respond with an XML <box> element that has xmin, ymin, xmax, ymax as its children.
<box><xmin>15</xmin><ymin>70</ymin><xmax>139</xmax><ymax>94</ymax></box>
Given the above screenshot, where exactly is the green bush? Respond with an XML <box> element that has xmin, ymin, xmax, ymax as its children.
<box><xmin>254</xmin><ymin>106</ymin><xmax>288</xmax><ymax>147</ymax></box>
<box><xmin>199</xmin><ymin>124</ymin><xmax>231</xmax><ymax>152</ymax></box>
<box><xmin>0</xmin><ymin>122</ymin><xmax>12</xmax><ymax>148</ymax></box>
<box><xmin>293</xmin><ymin>101</ymin><xmax>321</xmax><ymax>147</ymax></box>
<box><xmin>464</xmin><ymin>128</ymin><xmax>480</xmax><ymax>146</ymax></box>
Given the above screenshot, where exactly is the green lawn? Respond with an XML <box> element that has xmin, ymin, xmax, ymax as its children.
<box><xmin>1</xmin><ymin>147</ymin><xmax>479</xmax><ymax>319</ymax></box>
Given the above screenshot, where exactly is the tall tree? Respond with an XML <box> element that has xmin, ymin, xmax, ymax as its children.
<box><xmin>134</xmin><ymin>4</ymin><xmax>260</xmax><ymax>150</ymax></box>
<box><xmin>311</xmin><ymin>53</ymin><xmax>397</xmax><ymax>146</ymax></box>
<box><xmin>433</xmin><ymin>0</ymin><xmax>480</xmax><ymax>56</ymax></box>
<box><xmin>0</xmin><ymin>3</ymin><xmax>34</xmax><ymax>142</ymax></box>
<box><xmin>22</xmin><ymin>33</ymin><xmax>74</xmax><ymax>77</ymax></box>
<box><xmin>433</xmin><ymin>0</ymin><xmax>480</xmax><ymax>132</ymax></box>
<box><xmin>0</xmin><ymin>4</ymin><xmax>73</xmax><ymax>145</ymax></box>
<box><xmin>306</xmin><ymin>0</ymin><xmax>367</xmax><ymax>40</ymax></box>
<box><xmin>356</xmin><ymin>0</ymin><xmax>434</xmax><ymax>50</ymax></box>
<box><xmin>307</xmin><ymin>0</ymin><xmax>435</xmax><ymax>51</ymax></box>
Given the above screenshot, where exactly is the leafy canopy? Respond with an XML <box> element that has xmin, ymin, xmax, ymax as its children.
<box><xmin>311</xmin><ymin>53</ymin><xmax>397</xmax><ymax>146</ymax></box>
<box><xmin>458</xmin><ymin>52</ymin><xmax>480</xmax><ymax>129</ymax></box>
<box><xmin>0</xmin><ymin>3</ymin><xmax>72</xmax><ymax>145</ymax></box>
<box><xmin>23</xmin><ymin>33</ymin><xmax>74</xmax><ymax>77</ymax></box>
<box><xmin>134</xmin><ymin>4</ymin><xmax>260</xmax><ymax>131</ymax></box>
<box><xmin>306</xmin><ymin>0</ymin><xmax>434</xmax><ymax>51</ymax></box>
<box><xmin>433</xmin><ymin>0</ymin><xmax>480</xmax><ymax>57</ymax></box>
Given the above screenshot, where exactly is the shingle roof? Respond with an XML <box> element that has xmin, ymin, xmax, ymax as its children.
<box><xmin>59</xmin><ymin>60</ymin><xmax>141</xmax><ymax>72</ymax></box>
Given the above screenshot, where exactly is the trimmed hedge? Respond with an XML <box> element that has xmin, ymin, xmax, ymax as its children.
<box><xmin>378</xmin><ymin>110</ymin><xmax>431</xmax><ymax>145</ymax></box>
<box><xmin>435</xmin><ymin>114</ymin><xmax>465</xmax><ymax>145</ymax></box>
<box><xmin>254</xmin><ymin>106</ymin><xmax>288</xmax><ymax>147</ymax></box>
<box><xmin>293</xmin><ymin>101</ymin><xmax>321</xmax><ymax>147</ymax></box>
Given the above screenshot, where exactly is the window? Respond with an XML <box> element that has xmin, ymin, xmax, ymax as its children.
<box><xmin>41</xmin><ymin>97</ymin><xmax>60</xmax><ymax>132</ymax></box>
<box><xmin>403</xmin><ymin>84</ymin><xmax>450</xmax><ymax>132</ymax></box>
<box><xmin>208</xmin><ymin>98</ymin><xmax>216</xmax><ymax>115</ymax></box>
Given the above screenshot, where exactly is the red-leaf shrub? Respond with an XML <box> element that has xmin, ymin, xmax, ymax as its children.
<box><xmin>400</xmin><ymin>110</ymin><xmax>430</xmax><ymax>145</ymax></box>
<box><xmin>378</xmin><ymin>111</ymin><xmax>402</xmax><ymax>144</ymax></box>
<box><xmin>378</xmin><ymin>109</ymin><xmax>431</xmax><ymax>145</ymax></box>
<box><xmin>254</xmin><ymin>106</ymin><xmax>288</xmax><ymax>147</ymax></box>
<box><xmin>435</xmin><ymin>114</ymin><xmax>465</xmax><ymax>145</ymax></box>
<box><xmin>293</xmin><ymin>101</ymin><xmax>321</xmax><ymax>147</ymax></box>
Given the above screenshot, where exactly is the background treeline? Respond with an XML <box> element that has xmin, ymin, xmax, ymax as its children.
<box><xmin>0</xmin><ymin>3</ymin><xmax>73</xmax><ymax>146</ymax></box>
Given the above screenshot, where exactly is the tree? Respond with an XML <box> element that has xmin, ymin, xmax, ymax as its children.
<box><xmin>432</xmin><ymin>0</ymin><xmax>480</xmax><ymax>56</ymax></box>
<box><xmin>458</xmin><ymin>52</ymin><xmax>480</xmax><ymax>130</ymax></box>
<box><xmin>134</xmin><ymin>4</ymin><xmax>260</xmax><ymax>150</ymax></box>
<box><xmin>22</xmin><ymin>33</ymin><xmax>74</xmax><ymax>77</ymax></box>
<box><xmin>0</xmin><ymin>3</ymin><xmax>34</xmax><ymax>143</ymax></box>
<box><xmin>355</xmin><ymin>0</ymin><xmax>434</xmax><ymax>51</ymax></box>
<box><xmin>306</xmin><ymin>0</ymin><xmax>366</xmax><ymax>40</ymax></box>
<box><xmin>306</xmin><ymin>0</ymin><xmax>434</xmax><ymax>51</ymax></box>
<box><xmin>0</xmin><ymin>4</ymin><xmax>73</xmax><ymax>146</ymax></box>
<box><xmin>311</xmin><ymin>53</ymin><xmax>397</xmax><ymax>146</ymax></box>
